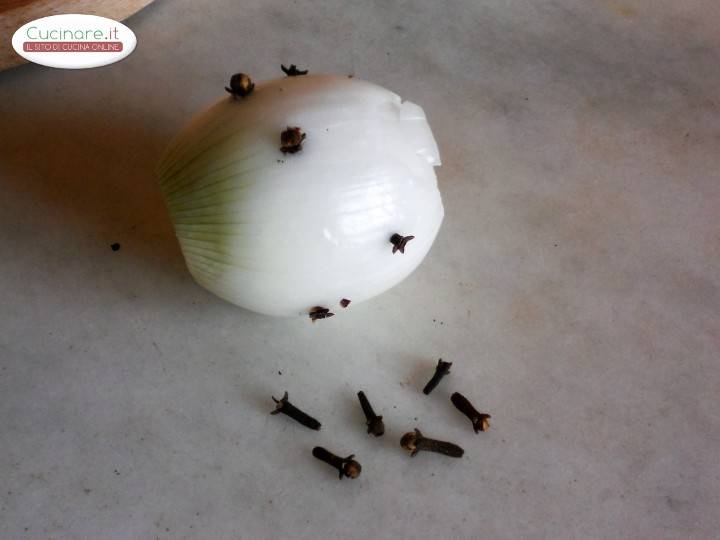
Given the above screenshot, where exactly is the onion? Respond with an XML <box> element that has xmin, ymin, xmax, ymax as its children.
<box><xmin>157</xmin><ymin>73</ymin><xmax>443</xmax><ymax>317</ymax></box>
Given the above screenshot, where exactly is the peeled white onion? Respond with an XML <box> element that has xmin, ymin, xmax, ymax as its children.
<box><xmin>157</xmin><ymin>74</ymin><xmax>443</xmax><ymax>317</ymax></box>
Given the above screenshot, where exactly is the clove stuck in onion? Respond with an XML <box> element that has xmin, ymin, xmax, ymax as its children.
<box><xmin>156</xmin><ymin>73</ymin><xmax>443</xmax><ymax>316</ymax></box>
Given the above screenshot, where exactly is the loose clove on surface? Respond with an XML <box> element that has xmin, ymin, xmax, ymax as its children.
<box><xmin>225</xmin><ymin>73</ymin><xmax>254</xmax><ymax>98</ymax></box>
<box><xmin>271</xmin><ymin>392</ymin><xmax>321</xmax><ymax>430</ymax></box>
<box><xmin>312</xmin><ymin>447</ymin><xmax>361</xmax><ymax>479</ymax></box>
<box><xmin>422</xmin><ymin>359</ymin><xmax>452</xmax><ymax>395</ymax></box>
<box><xmin>400</xmin><ymin>428</ymin><xmax>464</xmax><ymax>458</ymax></box>
<box><xmin>357</xmin><ymin>391</ymin><xmax>385</xmax><ymax>436</ymax></box>
<box><xmin>451</xmin><ymin>392</ymin><xmax>491</xmax><ymax>433</ymax></box>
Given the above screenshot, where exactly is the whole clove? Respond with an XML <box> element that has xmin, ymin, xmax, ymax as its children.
<box><xmin>340</xmin><ymin>298</ymin><xmax>351</xmax><ymax>308</ymax></box>
<box><xmin>400</xmin><ymin>428</ymin><xmax>464</xmax><ymax>458</ymax></box>
<box><xmin>270</xmin><ymin>391</ymin><xmax>321</xmax><ymax>430</ymax></box>
<box><xmin>451</xmin><ymin>392</ymin><xmax>491</xmax><ymax>433</ymax></box>
<box><xmin>312</xmin><ymin>447</ymin><xmax>361</xmax><ymax>479</ymax></box>
<box><xmin>357</xmin><ymin>391</ymin><xmax>384</xmax><ymax>436</ymax></box>
<box><xmin>225</xmin><ymin>73</ymin><xmax>254</xmax><ymax>98</ymax></box>
<box><xmin>422</xmin><ymin>359</ymin><xmax>452</xmax><ymax>395</ymax></box>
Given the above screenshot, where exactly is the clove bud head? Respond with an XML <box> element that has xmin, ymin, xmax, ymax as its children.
<box><xmin>343</xmin><ymin>460</ymin><xmax>362</xmax><ymax>479</ymax></box>
<box><xmin>400</xmin><ymin>431</ymin><xmax>420</xmax><ymax>455</ymax></box>
<box><xmin>225</xmin><ymin>73</ymin><xmax>254</xmax><ymax>98</ymax></box>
